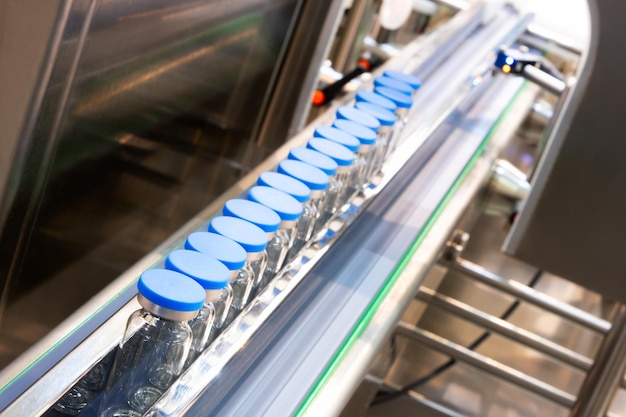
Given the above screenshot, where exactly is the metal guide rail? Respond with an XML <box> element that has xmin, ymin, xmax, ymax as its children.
<box><xmin>0</xmin><ymin>3</ymin><xmax>533</xmax><ymax>416</ymax></box>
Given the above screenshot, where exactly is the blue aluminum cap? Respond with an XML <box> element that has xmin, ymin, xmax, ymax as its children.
<box><xmin>288</xmin><ymin>147</ymin><xmax>338</xmax><ymax>176</ymax></box>
<box><xmin>336</xmin><ymin>106</ymin><xmax>380</xmax><ymax>132</ymax></box>
<box><xmin>185</xmin><ymin>232</ymin><xmax>246</xmax><ymax>271</ymax></box>
<box><xmin>208</xmin><ymin>216</ymin><xmax>268</xmax><ymax>253</ymax></box>
<box><xmin>165</xmin><ymin>250</ymin><xmax>230</xmax><ymax>290</ymax></box>
<box><xmin>223</xmin><ymin>199</ymin><xmax>280</xmax><ymax>233</ymax></box>
<box><xmin>374</xmin><ymin>76</ymin><xmax>413</xmax><ymax>95</ymax></box>
<box><xmin>383</xmin><ymin>69</ymin><xmax>421</xmax><ymax>89</ymax></box>
<box><xmin>138</xmin><ymin>269</ymin><xmax>205</xmax><ymax>312</ymax></box>
<box><xmin>374</xmin><ymin>87</ymin><xmax>413</xmax><ymax>108</ymax></box>
<box><xmin>332</xmin><ymin>119</ymin><xmax>376</xmax><ymax>145</ymax></box>
<box><xmin>307</xmin><ymin>138</ymin><xmax>355</xmax><ymax>167</ymax></box>
<box><xmin>355</xmin><ymin>91</ymin><xmax>397</xmax><ymax>112</ymax></box>
<box><xmin>248</xmin><ymin>186</ymin><xmax>303</xmax><ymax>222</ymax></box>
<box><xmin>355</xmin><ymin>102</ymin><xmax>396</xmax><ymax>126</ymax></box>
<box><xmin>314</xmin><ymin>126</ymin><xmax>360</xmax><ymax>152</ymax></box>
<box><xmin>258</xmin><ymin>171</ymin><xmax>311</xmax><ymax>203</ymax></box>
<box><xmin>277</xmin><ymin>160</ymin><xmax>329</xmax><ymax>191</ymax></box>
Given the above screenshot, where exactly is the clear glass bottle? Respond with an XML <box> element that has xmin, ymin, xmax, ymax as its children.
<box><xmin>99</xmin><ymin>269</ymin><xmax>204</xmax><ymax>417</ymax></box>
<box><xmin>53</xmin><ymin>351</ymin><xmax>115</xmax><ymax>416</ymax></box>
<box><xmin>208</xmin><ymin>216</ymin><xmax>268</xmax><ymax>324</ymax></box>
<box><xmin>287</xmin><ymin>147</ymin><xmax>337</xmax><ymax>237</ymax></box>
<box><xmin>221</xmin><ymin>199</ymin><xmax>279</xmax><ymax>295</ymax></box>
<box><xmin>374</xmin><ymin>86</ymin><xmax>413</xmax><ymax>158</ymax></box>
<box><xmin>355</xmin><ymin>90</ymin><xmax>398</xmax><ymax>166</ymax></box>
<box><xmin>164</xmin><ymin>249</ymin><xmax>230</xmax><ymax>367</ymax></box>
<box><xmin>314</xmin><ymin>125</ymin><xmax>362</xmax><ymax>203</ymax></box>
<box><xmin>382</xmin><ymin>69</ymin><xmax>421</xmax><ymax>95</ymax></box>
<box><xmin>355</xmin><ymin>101</ymin><xmax>396</xmax><ymax>180</ymax></box>
<box><xmin>248</xmin><ymin>185</ymin><xmax>303</xmax><ymax>289</ymax></box>
<box><xmin>184</xmin><ymin>231</ymin><xmax>246</xmax><ymax>340</ymax></box>
<box><xmin>332</xmin><ymin>118</ymin><xmax>378</xmax><ymax>193</ymax></box>
<box><xmin>307</xmin><ymin>138</ymin><xmax>355</xmax><ymax>228</ymax></box>
<box><xmin>257</xmin><ymin>171</ymin><xmax>311</xmax><ymax>263</ymax></box>
<box><xmin>373</xmin><ymin>75</ymin><xmax>414</xmax><ymax>96</ymax></box>
<box><xmin>274</xmin><ymin>161</ymin><xmax>329</xmax><ymax>260</ymax></box>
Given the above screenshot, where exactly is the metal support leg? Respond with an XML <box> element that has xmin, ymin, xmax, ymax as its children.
<box><xmin>570</xmin><ymin>305</ymin><xmax>626</xmax><ymax>417</ymax></box>
<box><xmin>396</xmin><ymin>322</ymin><xmax>577</xmax><ymax>407</ymax></box>
<box><xmin>415</xmin><ymin>288</ymin><xmax>594</xmax><ymax>371</ymax></box>
<box><xmin>449</xmin><ymin>258</ymin><xmax>611</xmax><ymax>334</ymax></box>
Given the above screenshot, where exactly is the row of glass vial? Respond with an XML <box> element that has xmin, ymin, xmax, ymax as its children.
<box><xmin>53</xmin><ymin>69</ymin><xmax>421</xmax><ymax>416</ymax></box>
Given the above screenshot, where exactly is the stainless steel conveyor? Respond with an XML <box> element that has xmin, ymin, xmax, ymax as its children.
<box><xmin>0</xmin><ymin>3</ymin><xmax>551</xmax><ymax>416</ymax></box>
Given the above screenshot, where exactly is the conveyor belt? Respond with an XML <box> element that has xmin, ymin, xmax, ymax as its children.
<box><xmin>180</xmin><ymin>75</ymin><xmax>526</xmax><ymax>417</ymax></box>
<box><xmin>0</xmin><ymin>4</ymin><xmax>533</xmax><ymax>416</ymax></box>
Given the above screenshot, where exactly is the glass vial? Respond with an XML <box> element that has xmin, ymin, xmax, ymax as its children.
<box><xmin>332</xmin><ymin>118</ymin><xmax>378</xmax><ymax>193</ymax></box>
<box><xmin>184</xmin><ymin>231</ymin><xmax>246</xmax><ymax>340</ymax></box>
<box><xmin>287</xmin><ymin>147</ymin><xmax>338</xmax><ymax>238</ymax></box>
<box><xmin>222</xmin><ymin>199</ymin><xmax>280</xmax><ymax>296</ymax></box>
<box><xmin>354</xmin><ymin>101</ymin><xmax>396</xmax><ymax>179</ymax></box>
<box><xmin>314</xmin><ymin>125</ymin><xmax>361</xmax><ymax>203</ymax></box>
<box><xmin>307</xmin><ymin>138</ymin><xmax>355</xmax><ymax>228</ymax></box>
<box><xmin>274</xmin><ymin>161</ymin><xmax>329</xmax><ymax>260</ymax></box>
<box><xmin>208</xmin><ymin>216</ymin><xmax>268</xmax><ymax>323</ymax></box>
<box><xmin>53</xmin><ymin>351</ymin><xmax>114</xmax><ymax>416</ymax></box>
<box><xmin>248</xmin><ymin>186</ymin><xmax>303</xmax><ymax>289</ymax></box>
<box><xmin>373</xmin><ymin>86</ymin><xmax>413</xmax><ymax>157</ymax></box>
<box><xmin>99</xmin><ymin>269</ymin><xmax>204</xmax><ymax>417</ymax></box>
<box><xmin>165</xmin><ymin>249</ymin><xmax>230</xmax><ymax>366</ymax></box>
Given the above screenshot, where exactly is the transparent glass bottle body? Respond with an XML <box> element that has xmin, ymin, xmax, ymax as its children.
<box><xmin>368</xmin><ymin>127</ymin><xmax>391</xmax><ymax>180</ymax></box>
<box><xmin>260</xmin><ymin>223</ymin><xmax>295</xmax><ymax>288</ymax></box>
<box><xmin>53</xmin><ymin>352</ymin><xmax>114</xmax><ymax>415</ymax></box>
<box><xmin>287</xmin><ymin>194</ymin><xmax>320</xmax><ymax>260</ymax></box>
<box><xmin>335</xmin><ymin>170</ymin><xmax>352</xmax><ymax>208</ymax></box>
<box><xmin>386</xmin><ymin>108</ymin><xmax>408</xmax><ymax>158</ymax></box>
<box><xmin>225</xmin><ymin>262</ymin><xmax>256</xmax><ymax>325</ymax></box>
<box><xmin>184</xmin><ymin>293</ymin><xmax>220</xmax><ymax>367</ymax></box>
<box><xmin>99</xmin><ymin>310</ymin><xmax>193</xmax><ymax>417</ymax></box>
<box><xmin>207</xmin><ymin>284</ymin><xmax>233</xmax><ymax>343</ymax></box>
<box><xmin>342</xmin><ymin>147</ymin><xmax>368</xmax><ymax>203</ymax></box>
<box><xmin>314</xmin><ymin>172</ymin><xmax>344</xmax><ymax>232</ymax></box>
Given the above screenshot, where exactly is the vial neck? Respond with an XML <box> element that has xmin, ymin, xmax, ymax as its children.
<box><xmin>138</xmin><ymin>294</ymin><xmax>198</xmax><ymax>321</ymax></box>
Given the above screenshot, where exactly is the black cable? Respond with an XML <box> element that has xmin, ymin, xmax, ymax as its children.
<box><xmin>372</xmin><ymin>268</ymin><xmax>544</xmax><ymax>405</ymax></box>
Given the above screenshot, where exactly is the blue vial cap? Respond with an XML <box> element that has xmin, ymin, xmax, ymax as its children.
<box><xmin>165</xmin><ymin>250</ymin><xmax>229</xmax><ymax>290</ymax></box>
<box><xmin>248</xmin><ymin>186</ymin><xmax>303</xmax><ymax>222</ymax></box>
<box><xmin>208</xmin><ymin>216</ymin><xmax>268</xmax><ymax>253</ymax></box>
<box><xmin>374</xmin><ymin>76</ymin><xmax>413</xmax><ymax>95</ymax></box>
<box><xmin>307</xmin><ymin>138</ymin><xmax>355</xmax><ymax>167</ymax></box>
<box><xmin>258</xmin><ymin>171</ymin><xmax>311</xmax><ymax>203</ymax></box>
<box><xmin>374</xmin><ymin>87</ymin><xmax>413</xmax><ymax>108</ymax></box>
<box><xmin>185</xmin><ymin>232</ymin><xmax>246</xmax><ymax>271</ymax></box>
<box><xmin>383</xmin><ymin>69</ymin><xmax>421</xmax><ymax>89</ymax></box>
<box><xmin>332</xmin><ymin>119</ymin><xmax>376</xmax><ymax>145</ymax></box>
<box><xmin>355</xmin><ymin>91</ymin><xmax>397</xmax><ymax>112</ymax></box>
<box><xmin>336</xmin><ymin>106</ymin><xmax>380</xmax><ymax>132</ymax></box>
<box><xmin>288</xmin><ymin>147</ymin><xmax>338</xmax><ymax>176</ymax></box>
<box><xmin>314</xmin><ymin>126</ymin><xmax>360</xmax><ymax>152</ymax></box>
<box><xmin>355</xmin><ymin>102</ymin><xmax>396</xmax><ymax>126</ymax></box>
<box><xmin>277</xmin><ymin>160</ymin><xmax>329</xmax><ymax>191</ymax></box>
<box><xmin>223</xmin><ymin>199</ymin><xmax>280</xmax><ymax>233</ymax></box>
<box><xmin>138</xmin><ymin>269</ymin><xmax>205</xmax><ymax>312</ymax></box>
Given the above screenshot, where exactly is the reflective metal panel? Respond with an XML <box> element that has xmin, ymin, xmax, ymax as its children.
<box><xmin>0</xmin><ymin>0</ymin><xmax>301</xmax><ymax>371</ymax></box>
<box><xmin>505</xmin><ymin>0</ymin><xmax>626</xmax><ymax>304</ymax></box>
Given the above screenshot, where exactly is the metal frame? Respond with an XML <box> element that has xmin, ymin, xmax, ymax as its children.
<box><xmin>397</xmin><ymin>323</ymin><xmax>577</xmax><ymax>407</ymax></box>
<box><xmin>415</xmin><ymin>287</ymin><xmax>594</xmax><ymax>371</ymax></box>
<box><xmin>301</xmin><ymin>75</ymin><xmax>536</xmax><ymax>417</ymax></box>
<box><xmin>505</xmin><ymin>0</ymin><xmax>626</xmax><ymax>305</ymax></box>
<box><xmin>405</xmin><ymin>254</ymin><xmax>626</xmax><ymax>417</ymax></box>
